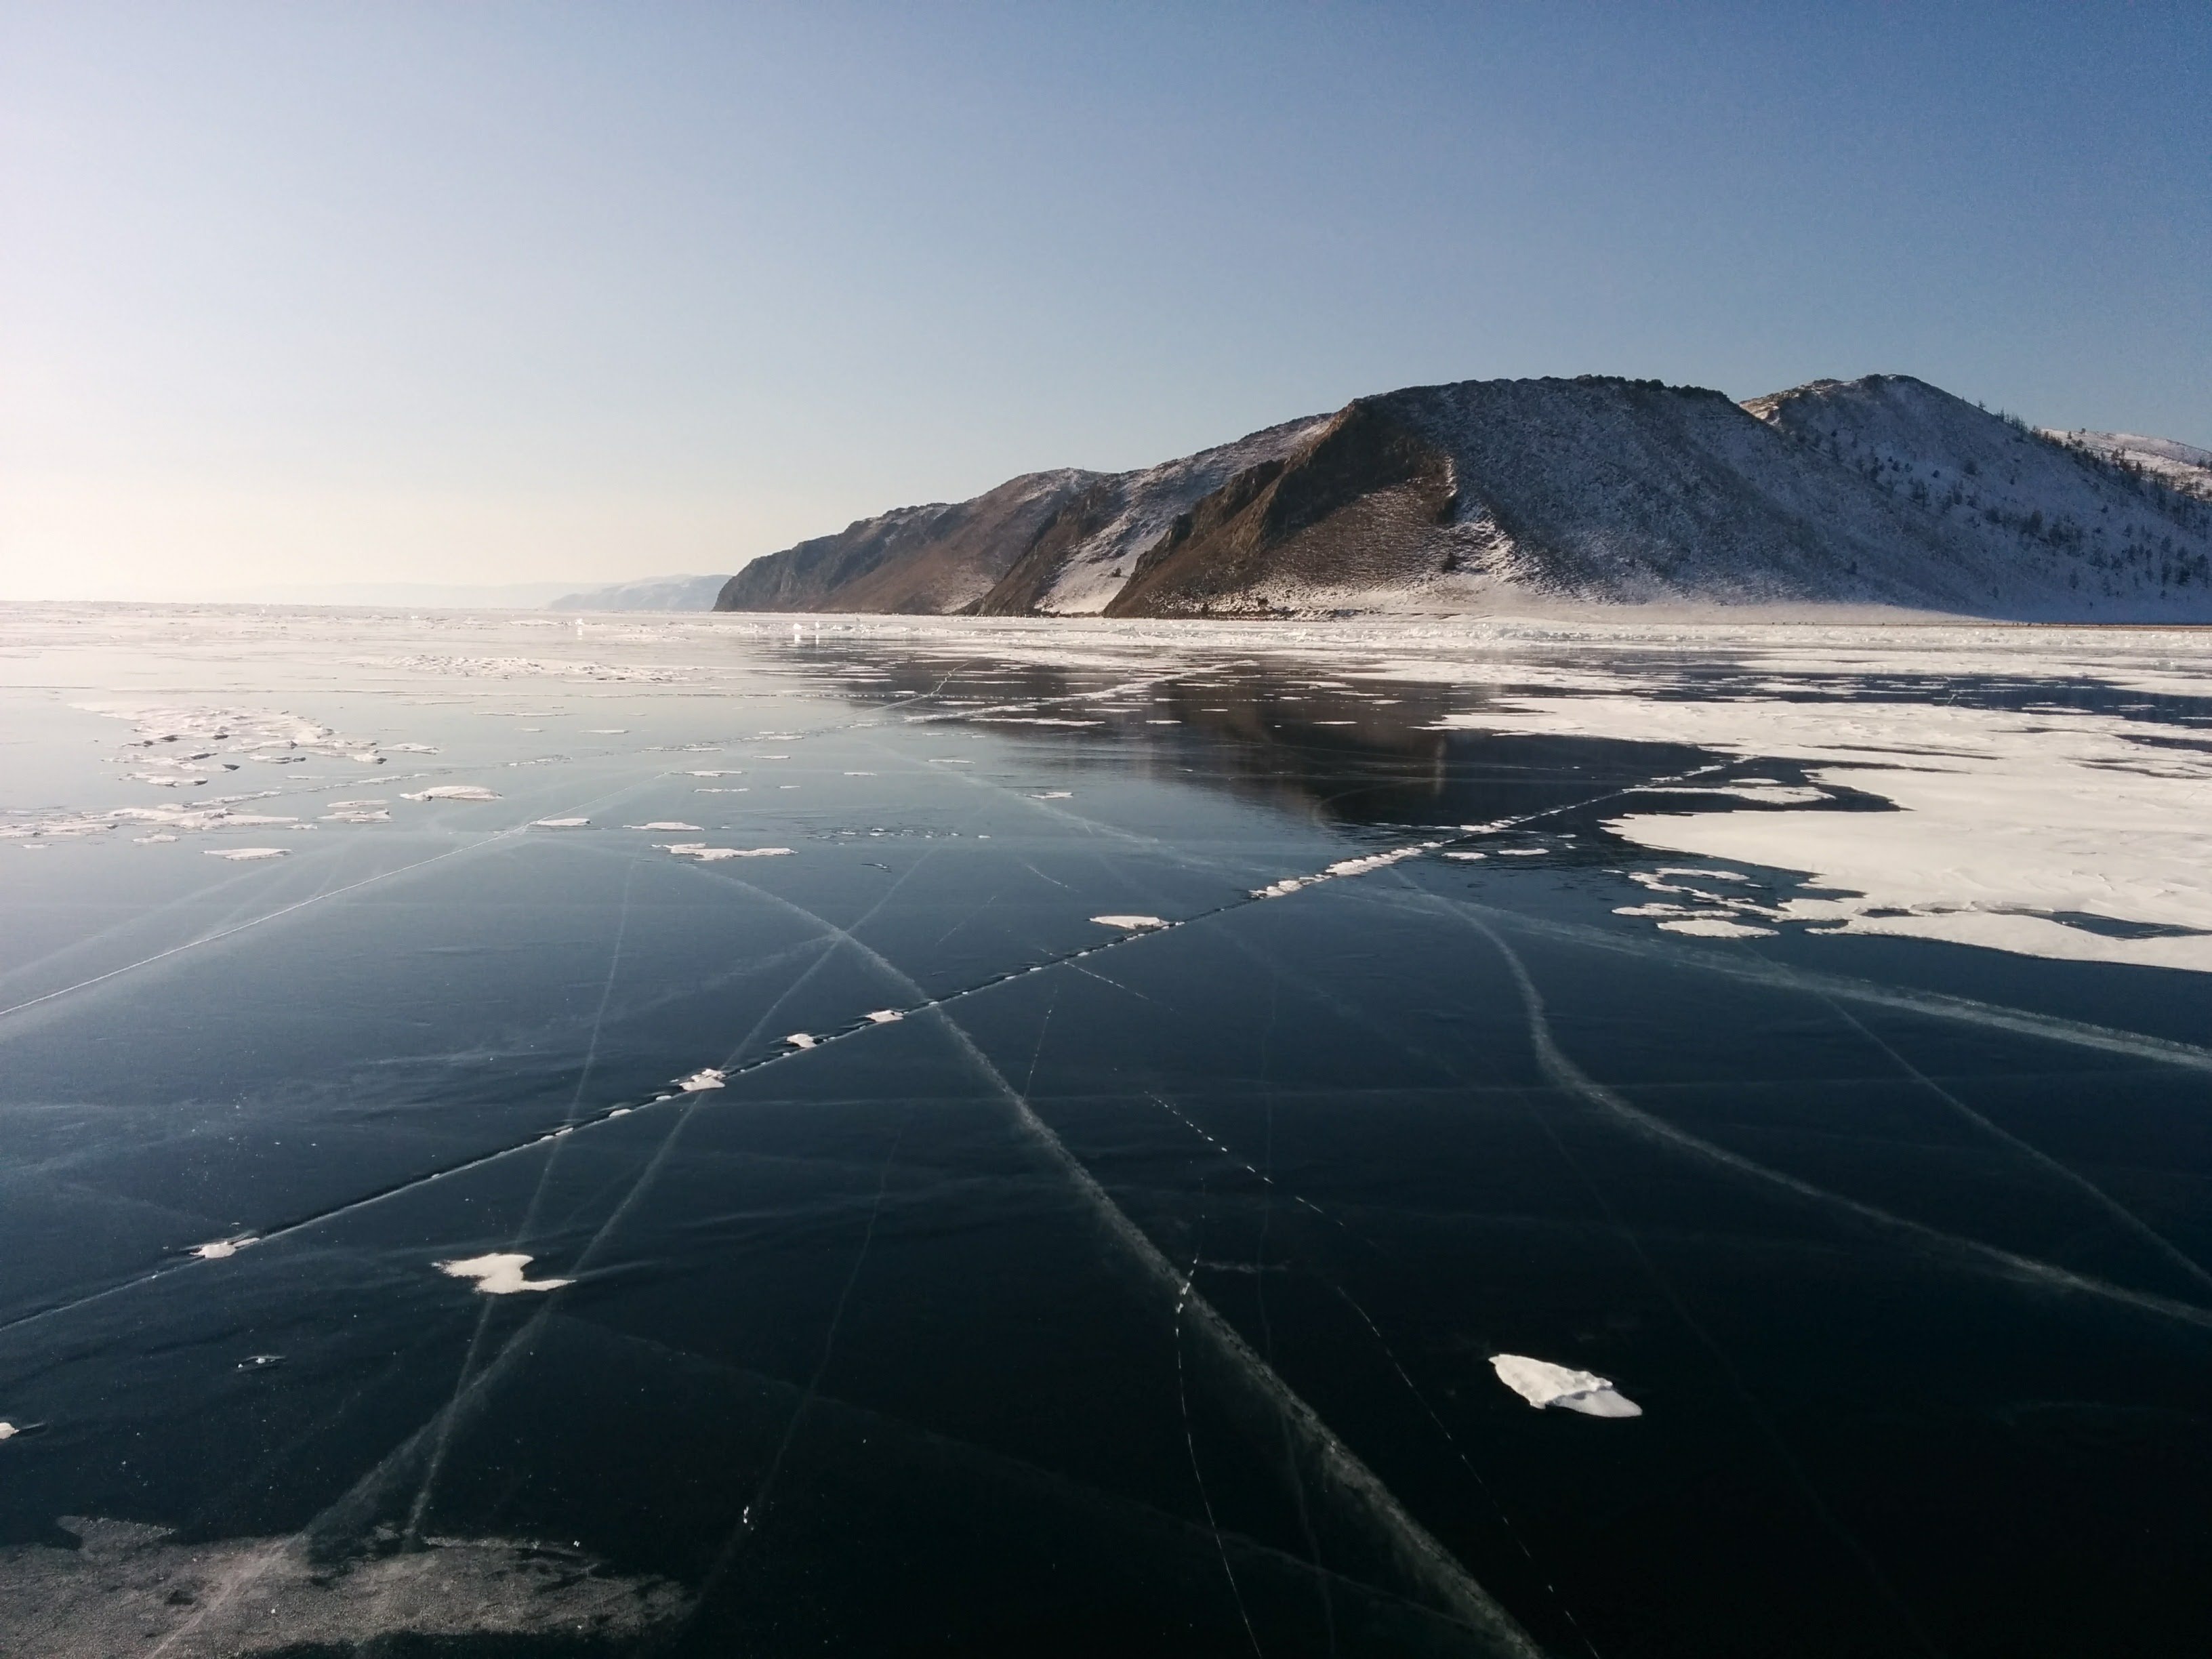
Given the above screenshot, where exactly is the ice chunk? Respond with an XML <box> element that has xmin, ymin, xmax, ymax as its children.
<box><xmin>678</xmin><ymin>1068</ymin><xmax>725</xmax><ymax>1091</ymax></box>
<box><xmin>1032</xmin><ymin>791</ymin><xmax>1073</xmax><ymax>799</ymax></box>
<box><xmin>1442</xmin><ymin>851</ymin><xmax>1486</xmax><ymax>860</ymax></box>
<box><xmin>436</xmin><ymin>1252</ymin><xmax>573</xmax><ymax>1294</ymax></box>
<box><xmin>786</xmin><ymin>1032</ymin><xmax>817</xmax><ymax>1049</ymax></box>
<box><xmin>401</xmin><ymin>785</ymin><xmax>499</xmax><ymax>801</ymax></box>
<box><xmin>204</xmin><ymin>847</ymin><xmax>289</xmax><ymax>861</ymax></box>
<box><xmin>191</xmin><ymin>1235</ymin><xmax>257</xmax><ymax>1259</ymax></box>
<box><xmin>1092</xmin><ymin>914</ymin><xmax>1168</xmax><ymax>930</ymax></box>
<box><xmin>533</xmin><ymin>817</ymin><xmax>590</xmax><ymax>828</ymax></box>
<box><xmin>865</xmin><ymin>1008</ymin><xmax>903</xmax><ymax>1023</ymax></box>
<box><xmin>628</xmin><ymin>821</ymin><xmax>702</xmax><ymax>832</ymax></box>
<box><xmin>1656</xmin><ymin>917</ymin><xmax>1777</xmax><ymax>938</ymax></box>
<box><xmin>1490</xmin><ymin>1354</ymin><xmax>1642</xmax><ymax>1417</ymax></box>
<box><xmin>659</xmin><ymin>843</ymin><xmax>792</xmax><ymax>861</ymax></box>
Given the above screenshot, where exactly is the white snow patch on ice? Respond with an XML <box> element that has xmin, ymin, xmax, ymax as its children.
<box><xmin>1656</xmin><ymin>916</ymin><xmax>1778</xmax><ymax>939</ymax></box>
<box><xmin>533</xmin><ymin>817</ymin><xmax>590</xmax><ymax>828</ymax></box>
<box><xmin>437</xmin><ymin>1252</ymin><xmax>573</xmax><ymax>1294</ymax></box>
<box><xmin>865</xmin><ymin>1008</ymin><xmax>903</xmax><ymax>1023</ymax></box>
<box><xmin>401</xmin><ymin>785</ymin><xmax>500</xmax><ymax>802</ymax></box>
<box><xmin>1092</xmin><ymin>914</ymin><xmax>1169</xmax><ymax>930</ymax></box>
<box><xmin>1490</xmin><ymin>1354</ymin><xmax>1643</xmax><ymax>1417</ymax></box>
<box><xmin>659</xmin><ymin>843</ymin><xmax>792</xmax><ymax>861</ymax></box>
<box><xmin>678</xmin><ymin>1069</ymin><xmax>726</xmax><ymax>1091</ymax></box>
<box><xmin>628</xmin><ymin>821</ymin><xmax>701</xmax><ymax>832</ymax></box>
<box><xmin>191</xmin><ymin>1235</ymin><xmax>257</xmax><ymax>1260</ymax></box>
<box><xmin>204</xmin><ymin>847</ymin><xmax>289</xmax><ymax>861</ymax></box>
<box><xmin>1435</xmin><ymin>693</ymin><xmax>2212</xmax><ymax>972</ymax></box>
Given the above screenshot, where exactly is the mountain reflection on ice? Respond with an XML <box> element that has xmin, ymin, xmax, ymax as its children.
<box><xmin>1</xmin><ymin>605</ymin><xmax>2209</xmax><ymax>1657</ymax></box>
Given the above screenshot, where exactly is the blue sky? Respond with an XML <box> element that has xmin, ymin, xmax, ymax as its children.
<box><xmin>3</xmin><ymin>1</ymin><xmax>2207</xmax><ymax>597</ymax></box>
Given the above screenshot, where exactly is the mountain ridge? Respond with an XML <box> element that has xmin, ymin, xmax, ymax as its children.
<box><xmin>713</xmin><ymin>374</ymin><xmax>2212</xmax><ymax>621</ymax></box>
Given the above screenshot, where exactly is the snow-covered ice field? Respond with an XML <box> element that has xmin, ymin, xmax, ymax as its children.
<box><xmin>1</xmin><ymin>603</ymin><xmax>2208</xmax><ymax>1656</ymax></box>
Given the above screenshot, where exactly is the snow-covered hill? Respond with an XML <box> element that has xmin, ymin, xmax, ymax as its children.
<box><xmin>711</xmin><ymin>374</ymin><xmax>2212</xmax><ymax>621</ymax></box>
<box><xmin>2035</xmin><ymin>429</ymin><xmax>2212</xmax><ymax>503</ymax></box>
<box><xmin>1748</xmin><ymin>376</ymin><xmax>2212</xmax><ymax>616</ymax></box>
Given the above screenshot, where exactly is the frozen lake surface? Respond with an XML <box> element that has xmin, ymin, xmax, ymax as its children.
<box><xmin>2</xmin><ymin>603</ymin><xmax>2210</xmax><ymax>1656</ymax></box>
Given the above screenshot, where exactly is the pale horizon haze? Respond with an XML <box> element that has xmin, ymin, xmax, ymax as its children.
<box><xmin>3</xmin><ymin>2</ymin><xmax>2207</xmax><ymax>601</ymax></box>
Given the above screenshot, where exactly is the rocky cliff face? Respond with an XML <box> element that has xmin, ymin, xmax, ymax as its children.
<box><xmin>713</xmin><ymin>374</ymin><xmax>2212</xmax><ymax>620</ymax></box>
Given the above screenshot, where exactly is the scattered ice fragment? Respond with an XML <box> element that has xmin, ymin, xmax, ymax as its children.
<box><xmin>585</xmin><ymin>729</ymin><xmax>628</xmax><ymax>734</ymax></box>
<box><xmin>533</xmin><ymin>817</ymin><xmax>590</xmax><ymax>828</ymax></box>
<box><xmin>238</xmin><ymin>1354</ymin><xmax>285</xmax><ymax>1370</ymax></box>
<box><xmin>1032</xmin><ymin>791</ymin><xmax>1072</xmax><ymax>799</ymax></box>
<box><xmin>436</xmin><ymin>1252</ymin><xmax>573</xmax><ymax>1294</ymax></box>
<box><xmin>844</xmin><ymin>771</ymin><xmax>876</xmax><ymax>776</ymax></box>
<box><xmin>1656</xmin><ymin>917</ymin><xmax>1777</xmax><ymax>938</ymax></box>
<box><xmin>786</xmin><ymin>1032</ymin><xmax>817</xmax><ymax>1049</ymax></box>
<box><xmin>628</xmin><ymin>821</ymin><xmax>702</xmax><ymax>832</ymax></box>
<box><xmin>1442</xmin><ymin>851</ymin><xmax>1486</xmax><ymax>861</ymax></box>
<box><xmin>191</xmin><ymin>1235</ymin><xmax>257</xmax><ymax>1260</ymax></box>
<box><xmin>1092</xmin><ymin>914</ymin><xmax>1169</xmax><ymax>930</ymax></box>
<box><xmin>388</xmin><ymin>743</ymin><xmax>439</xmax><ymax>752</ymax></box>
<box><xmin>401</xmin><ymin>785</ymin><xmax>500</xmax><ymax>801</ymax></box>
<box><xmin>1497</xmin><ymin>847</ymin><xmax>1547</xmax><ymax>857</ymax></box>
<box><xmin>686</xmin><ymin>770</ymin><xmax>742</xmax><ymax>777</ymax></box>
<box><xmin>204</xmin><ymin>847</ymin><xmax>289</xmax><ymax>861</ymax></box>
<box><xmin>1490</xmin><ymin>1354</ymin><xmax>1643</xmax><ymax>1417</ymax></box>
<box><xmin>678</xmin><ymin>1068</ymin><xmax>726</xmax><ymax>1091</ymax></box>
<box><xmin>660</xmin><ymin>843</ymin><xmax>793</xmax><ymax>861</ymax></box>
<box><xmin>135</xmin><ymin>833</ymin><xmax>178</xmax><ymax>844</ymax></box>
<box><xmin>865</xmin><ymin>1009</ymin><xmax>903</xmax><ymax>1023</ymax></box>
<box><xmin>0</xmin><ymin>1422</ymin><xmax>16</xmax><ymax>1440</ymax></box>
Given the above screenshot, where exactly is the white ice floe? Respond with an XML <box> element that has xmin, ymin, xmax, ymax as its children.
<box><xmin>628</xmin><ymin>821</ymin><xmax>701</xmax><ymax>831</ymax></box>
<box><xmin>685</xmin><ymin>770</ymin><xmax>741</xmax><ymax>777</ymax></box>
<box><xmin>1091</xmin><ymin>914</ymin><xmax>1169</xmax><ymax>930</ymax></box>
<box><xmin>786</xmin><ymin>1032</ymin><xmax>817</xmax><ymax>1049</ymax></box>
<box><xmin>436</xmin><ymin>1252</ymin><xmax>573</xmax><ymax>1294</ymax></box>
<box><xmin>659</xmin><ymin>843</ymin><xmax>793</xmax><ymax>861</ymax></box>
<box><xmin>678</xmin><ymin>1068</ymin><xmax>726</xmax><ymax>1090</ymax></box>
<box><xmin>1442</xmin><ymin>851</ymin><xmax>1486</xmax><ymax>861</ymax></box>
<box><xmin>532</xmin><ymin>817</ymin><xmax>590</xmax><ymax>828</ymax></box>
<box><xmin>401</xmin><ymin>785</ymin><xmax>500</xmax><ymax>802</ymax></box>
<box><xmin>844</xmin><ymin>771</ymin><xmax>876</xmax><ymax>776</ymax></box>
<box><xmin>190</xmin><ymin>1235</ymin><xmax>257</xmax><ymax>1260</ymax></box>
<box><xmin>204</xmin><ymin>847</ymin><xmax>289</xmax><ymax>861</ymax></box>
<box><xmin>1032</xmin><ymin>791</ymin><xmax>1073</xmax><ymax>799</ymax></box>
<box><xmin>134</xmin><ymin>834</ymin><xmax>177</xmax><ymax>844</ymax></box>
<box><xmin>865</xmin><ymin>1008</ymin><xmax>903</xmax><ymax>1023</ymax></box>
<box><xmin>0</xmin><ymin>1422</ymin><xmax>16</xmax><ymax>1440</ymax></box>
<box><xmin>1489</xmin><ymin>1354</ymin><xmax>1643</xmax><ymax>1417</ymax></box>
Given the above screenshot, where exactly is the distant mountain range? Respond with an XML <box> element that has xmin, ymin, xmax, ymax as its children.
<box><xmin>546</xmin><ymin>573</ymin><xmax>726</xmax><ymax>611</ymax></box>
<box><xmin>706</xmin><ymin>375</ymin><xmax>2212</xmax><ymax>621</ymax></box>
